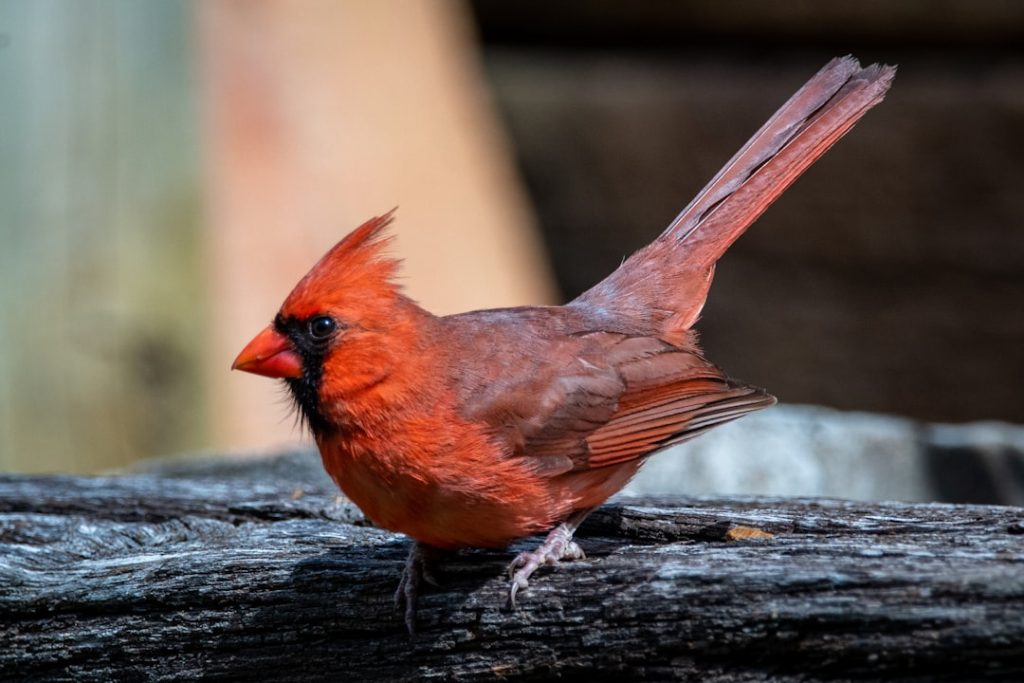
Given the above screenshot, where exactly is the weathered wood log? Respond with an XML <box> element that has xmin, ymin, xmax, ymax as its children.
<box><xmin>2</xmin><ymin>473</ymin><xmax>1023</xmax><ymax>681</ymax></box>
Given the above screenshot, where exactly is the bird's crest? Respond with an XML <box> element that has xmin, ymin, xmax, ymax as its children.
<box><xmin>281</xmin><ymin>209</ymin><xmax>403</xmax><ymax>320</ymax></box>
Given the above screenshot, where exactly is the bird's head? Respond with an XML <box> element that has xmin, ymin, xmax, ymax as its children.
<box><xmin>232</xmin><ymin>210</ymin><xmax>426</xmax><ymax>434</ymax></box>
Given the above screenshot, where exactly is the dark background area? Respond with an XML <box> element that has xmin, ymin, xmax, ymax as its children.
<box><xmin>471</xmin><ymin>0</ymin><xmax>1024</xmax><ymax>424</ymax></box>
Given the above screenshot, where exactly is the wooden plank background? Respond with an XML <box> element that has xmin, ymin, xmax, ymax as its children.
<box><xmin>0</xmin><ymin>0</ymin><xmax>205</xmax><ymax>472</ymax></box>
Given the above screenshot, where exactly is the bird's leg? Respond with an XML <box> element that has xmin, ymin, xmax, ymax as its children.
<box><xmin>507</xmin><ymin>508</ymin><xmax>593</xmax><ymax>607</ymax></box>
<box><xmin>394</xmin><ymin>541</ymin><xmax>444</xmax><ymax>637</ymax></box>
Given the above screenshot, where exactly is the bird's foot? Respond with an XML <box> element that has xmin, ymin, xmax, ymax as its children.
<box><xmin>507</xmin><ymin>522</ymin><xmax>586</xmax><ymax>607</ymax></box>
<box><xmin>395</xmin><ymin>542</ymin><xmax>443</xmax><ymax>638</ymax></box>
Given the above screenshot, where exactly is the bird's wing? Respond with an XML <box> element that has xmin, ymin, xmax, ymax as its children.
<box><xmin>578</xmin><ymin>338</ymin><xmax>774</xmax><ymax>470</ymax></box>
<box><xmin>471</xmin><ymin>330</ymin><xmax>774</xmax><ymax>476</ymax></box>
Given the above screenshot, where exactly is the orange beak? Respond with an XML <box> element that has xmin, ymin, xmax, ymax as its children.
<box><xmin>231</xmin><ymin>326</ymin><xmax>303</xmax><ymax>379</ymax></box>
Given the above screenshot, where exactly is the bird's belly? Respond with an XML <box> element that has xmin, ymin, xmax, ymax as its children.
<box><xmin>318</xmin><ymin>439</ymin><xmax>567</xmax><ymax>550</ymax></box>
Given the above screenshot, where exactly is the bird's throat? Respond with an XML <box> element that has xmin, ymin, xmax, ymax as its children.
<box><xmin>285</xmin><ymin>373</ymin><xmax>333</xmax><ymax>436</ymax></box>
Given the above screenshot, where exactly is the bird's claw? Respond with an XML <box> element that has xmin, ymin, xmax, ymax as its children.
<box><xmin>506</xmin><ymin>525</ymin><xmax>585</xmax><ymax>608</ymax></box>
<box><xmin>395</xmin><ymin>542</ymin><xmax>443</xmax><ymax>638</ymax></box>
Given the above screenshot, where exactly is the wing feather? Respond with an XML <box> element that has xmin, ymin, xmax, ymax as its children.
<box><xmin>512</xmin><ymin>333</ymin><xmax>774</xmax><ymax>473</ymax></box>
<box><xmin>583</xmin><ymin>383</ymin><xmax>774</xmax><ymax>469</ymax></box>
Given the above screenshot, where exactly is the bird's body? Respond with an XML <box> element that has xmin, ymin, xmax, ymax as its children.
<box><xmin>312</xmin><ymin>303</ymin><xmax>763</xmax><ymax>550</ymax></box>
<box><xmin>233</xmin><ymin>56</ymin><xmax>895</xmax><ymax>634</ymax></box>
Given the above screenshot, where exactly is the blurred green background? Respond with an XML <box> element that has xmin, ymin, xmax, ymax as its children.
<box><xmin>0</xmin><ymin>1</ymin><xmax>205</xmax><ymax>472</ymax></box>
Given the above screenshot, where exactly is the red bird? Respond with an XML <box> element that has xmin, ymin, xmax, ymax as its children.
<box><xmin>233</xmin><ymin>56</ymin><xmax>894</xmax><ymax>634</ymax></box>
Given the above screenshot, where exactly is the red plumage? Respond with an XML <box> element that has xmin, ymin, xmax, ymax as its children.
<box><xmin>233</xmin><ymin>56</ymin><xmax>895</xmax><ymax>634</ymax></box>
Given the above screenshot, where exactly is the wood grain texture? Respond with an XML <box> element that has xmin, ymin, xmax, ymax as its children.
<box><xmin>2</xmin><ymin>473</ymin><xmax>1023</xmax><ymax>681</ymax></box>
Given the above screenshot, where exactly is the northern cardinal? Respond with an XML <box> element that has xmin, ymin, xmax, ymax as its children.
<box><xmin>233</xmin><ymin>56</ymin><xmax>894</xmax><ymax>634</ymax></box>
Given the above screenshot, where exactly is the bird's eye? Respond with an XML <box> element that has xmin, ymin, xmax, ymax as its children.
<box><xmin>308</xmin><ymin>315</ymin><xmax>338</xmax><ymax>340</ymax></box>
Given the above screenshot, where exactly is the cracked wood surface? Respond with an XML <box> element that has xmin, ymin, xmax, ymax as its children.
<box><xmin>1</xmin><ymin>473</ymin><xmax>1023</xmax><ymax>681</ymax></box>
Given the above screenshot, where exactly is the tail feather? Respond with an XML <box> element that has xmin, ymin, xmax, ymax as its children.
<box><xmin>674</xmin><ymin>59</ymin><xmax>895</xmax><ymax>269</ymax></box>
<box><xmin>573</xmin><ymin>56</ymin><xmax>895</xmax><ymax>340</ymax></box>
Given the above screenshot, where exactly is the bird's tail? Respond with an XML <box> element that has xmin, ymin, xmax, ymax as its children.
<box><xmin>572</xmin><ymin>56</ymin><xmax>895</xmax><ymax>341</ymax></box>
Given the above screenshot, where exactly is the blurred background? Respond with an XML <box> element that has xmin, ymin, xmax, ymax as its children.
<box><xmin>1</xmin><ymin>1</ymin><xmax>1022</xmax><ymax>504</ymax></box>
